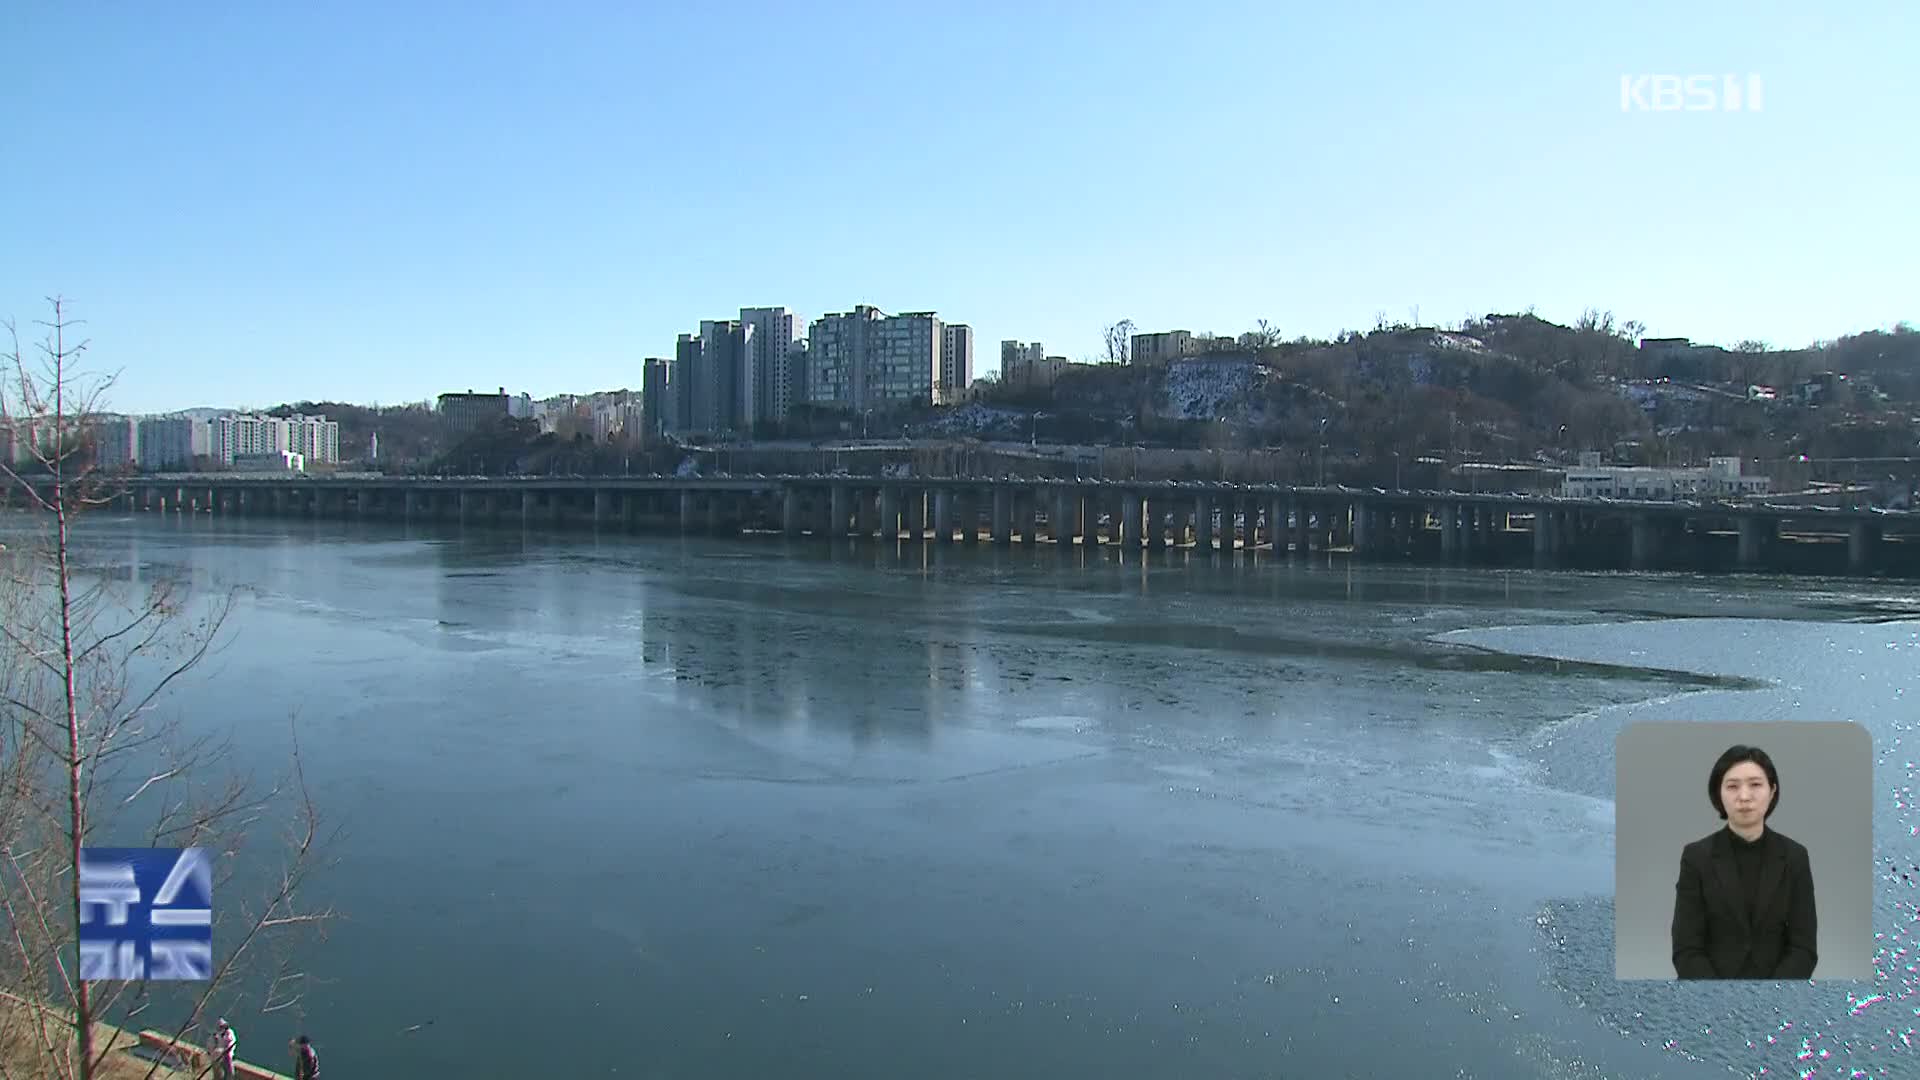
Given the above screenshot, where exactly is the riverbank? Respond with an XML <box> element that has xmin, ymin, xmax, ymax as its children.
<box><xmin>0</xmin><ymin>993</ymin><xmax>292</xmax><ymax>1080</ymax></box>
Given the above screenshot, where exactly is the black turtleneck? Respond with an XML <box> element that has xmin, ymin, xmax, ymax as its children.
<box><xmin>1728</xmin><ymin>826</ymin><xmax>1767</xmax><ymax>924</ymax></box>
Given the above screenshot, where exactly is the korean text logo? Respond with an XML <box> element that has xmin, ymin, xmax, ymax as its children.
<box><xmin>78</xmin><ymin>848</ymin><xmax>213</xmax><ymax>981</ymax></box>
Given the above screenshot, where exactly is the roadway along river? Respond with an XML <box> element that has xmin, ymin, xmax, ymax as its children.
<box><xmin>12</xmin><ymin>512</ymin><xmax>1919</xmax><ymax>1079</ymax></box>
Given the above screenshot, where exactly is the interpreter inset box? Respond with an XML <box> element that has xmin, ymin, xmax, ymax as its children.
<box><xmin>1614</xmin><ymin>721</ymin><xmax>1872</xmax><ymax>981</ymax></box>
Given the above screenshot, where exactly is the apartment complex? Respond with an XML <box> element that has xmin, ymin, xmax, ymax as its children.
<box><xmin>654</xmin><ymin>303</ymin><xmax>971</xmax><ymax>436</ymax></box>
<box><xmin>208</xmin><ymin>413</ymin><xmax>340</xmax><ymax>467</ymax></box>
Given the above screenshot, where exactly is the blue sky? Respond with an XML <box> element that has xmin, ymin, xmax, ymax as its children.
<box><xmin>4</xmin><ymin>0</ymin><xmax>1914</xmax><ymax>413</ymax></box>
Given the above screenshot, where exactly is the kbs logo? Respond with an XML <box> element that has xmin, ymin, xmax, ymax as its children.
<box><xmin>1620</xmin><ymin>74</ymin><xmax>1764</xmax><ymax>113</ymax></box>
<box><xmin>77</xmin><ymin>848</ymin><xmax>213</xmax><ymax>981</ymax></box>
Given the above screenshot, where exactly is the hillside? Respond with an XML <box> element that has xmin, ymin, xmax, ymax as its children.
<box><xmin>930</xmin><ymin>315</ymin><xmax>1920</xmax><ymax>482</ymax></box>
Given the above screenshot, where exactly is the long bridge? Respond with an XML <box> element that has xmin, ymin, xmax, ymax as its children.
<box><xmin>8</xmin><ymin>473</ymin><xmax>1919</xmax><ymax>577</ymax></box>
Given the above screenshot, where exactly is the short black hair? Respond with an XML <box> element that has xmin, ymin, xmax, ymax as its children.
<box><xmin>296</xmin><ymin>1035</ymin><xmax>309</xmax><ymax>1044</ymax></box>
<box><xmin>1708</xmin><ymin>744</ymin><xmax>1780</xmax><ymax>820</ymax></box>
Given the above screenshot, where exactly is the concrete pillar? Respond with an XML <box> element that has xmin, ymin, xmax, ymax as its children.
<box><xmin>1120</xmin><ymin>493</ymin><xmax>1142</xmax><ymax>549</ymax></box>
<box><xmin>990</xmin><ymin>487</ymin><xmax>1012</xmax><ymax>545</ymax></box>
<box><xmin>1532</xmin><ymin>510</ymin><xmax>1553</xmax><ymax>562</ymax></box>
<box><xmin>1194</xmin><ymin>496</ymin><xmax>1213</xmax><ymax>551</ymax></box>
<box><xmin>1245</xmin><ymin>496</ymin><xmax>1263</xmax><ymax>550</ymax></box>
<box><xmin>706</xmin><ymin>492</ymin><xmax>721</xmax><ymax>534</ymax></box>
<box><xmin>679</xmin><ymin>491</ymin><xmax>695</xmax><ymax>533</ymax></box>
<box><xmin>1848</xmin><ymin>520</ymin><xmax>1882</xmax><ymax>573</ymax></box>
<box><xmin>593</xmin><ymin>490</ymin><xmax>609</xmax><ymax>528</ymax></box>
<box><xmin>456</xmin><ymin>491</ymin><xmax>473</xmax><ymax>526</ymax></box>
<box><xmin>1630</xmin><ymin>514</ymin><xmax>1658</xmax><ymax>570</ymax></box>
<box><xmin>906</xmin><ymin>489</ymin><xmax>926</xmax><ymax>540</ymax></box>
<box><xmin>1737</xmin><ymin>515</ymin><xmax>1773</xmax><ymax>568</ymax></box>
<box><xmin>1352</xmin><ymin>502</ymin><xmax>1371</xmax><ymax>555</ymax></box>
<box><xmin>1142</xmin><ymin>496</ymin><xmax>1163</xmax><ymax>549</ymax></box>
<box><xmin>879</xmin><ymin>486</ymin><xmax>900</xmax><ymax>540</ymax></box>
<box><xmin>1441</xmin><ymin>503</ymin><xmax>1459</xmax><ymax>559</ymax></box>
<box><xmin>958</xmin><ymin>491</ymin><xmax>978</xmax><ymax>543</ymax></box>
<box><xmin>934</xmin><ymin>490</ymin><xmax>954</xmax><ymax>542</ymax></box>
<box><xmin>1291</xmin><ymin>501</ymin><xmax>1310</xmax><ymax>555</ymax></box>
<box><xmin>830</xmin><ymin>485</ymin><xmax>850</xmax><ymax>537</ymax></box>
<box><xmin>783</xmin><ymin>489</ymin><xmax>802</xmax><ymax>536</ymax></box>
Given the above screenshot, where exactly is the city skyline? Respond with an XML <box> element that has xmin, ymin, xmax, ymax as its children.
<box><xmin>5</xmin><ymin>1</ymin><xmax>1915</xmax><ymax>414</ymax></box>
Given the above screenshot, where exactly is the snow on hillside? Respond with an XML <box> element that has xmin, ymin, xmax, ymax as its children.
<box><xmin>1161</xmin><ymin>357</ymin><xmax>1262</xmax><ymax>421</ymax></box>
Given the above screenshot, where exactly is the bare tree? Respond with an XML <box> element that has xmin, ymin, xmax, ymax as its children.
<box><xmin>1239</xmin><ymin>319</ymin><xmax>1283</xmax><ymax>350</ymax></box>
<box><xmin>1103</xmin><ymin>320</ymin><xmax>1134</xmax><ymax>366</ymax></box>
<box><xmin>1</xmin><ymin>298</ymin><xmax>334</xmax><ymax>1080</ymax></box>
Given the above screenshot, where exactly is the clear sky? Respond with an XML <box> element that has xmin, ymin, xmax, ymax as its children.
<box><xmin>4</xmin><ymin>0</ymin><xmax>1914</xmax><ymax>414</ymax></box>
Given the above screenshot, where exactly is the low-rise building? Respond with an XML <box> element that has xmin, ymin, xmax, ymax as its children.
<box><xmin>1562</xmin><ymin>451</ymin><xmax>1770</xmax><ymax>499</ymax></box>
<box><xmin>233</xmin><ymin>451</ymin><xmax>304</xmax><ymax>473</ymax></box>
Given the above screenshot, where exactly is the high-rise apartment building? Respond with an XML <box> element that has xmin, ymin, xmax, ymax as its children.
<box><xmin>136</xmin><ymin>416</ymin><xmax>212</xmax><ymax>470</ymax></box>
<box><xmin>939</xmin><ymin>324</ymin><xmax>974</xmax><ymax>404</ymax></box>
<box><xmin>670</xmin><ymin>334</ymin><xmax>700</xmax><ymax>434</ymax></box>
<box><xmin>808</xmin><ymin>306</ymin><xmax>943</xmax><ymax>413</ymax></box>
<box><xmin>739</xmin><ymin>306</ymin><xmax>798</xmax><ymax>426</ymax></box>
<box><xmin>692</xmin><ymin>320</ymin><xmax>749</xmax><ymax>436</ymax></box>
<box><xmin>89</xmin><ymin>416</ymin><xmax>138</xmax><ymax>470</ymax></box>
<box><xmin>640</xmin><ymin>358</ymin><xmax>670</xmax><ymax>444</ymax></box>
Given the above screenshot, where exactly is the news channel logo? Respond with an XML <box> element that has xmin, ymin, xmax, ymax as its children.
<box><xmin>1620</xmin><ymin>74</ymin><xmax>1764</xmax><ymax>113</ymax></box>
<box><xmin>77</xmin><ymin>847</ymin><xmax>212</xmax><ymax>981</ymax></box>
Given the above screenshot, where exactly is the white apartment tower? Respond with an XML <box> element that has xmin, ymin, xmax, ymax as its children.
<box><xmin>739</xmin><ymin>306</ymin><xmax>799</xmax><ymax>425</ymax></box>
<box><xmin>939</xmin><ymin>324</ymin><xmax>974</xmax><ymax>404</ymax></box>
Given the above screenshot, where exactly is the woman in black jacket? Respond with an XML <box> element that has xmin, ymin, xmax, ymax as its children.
<box><xmin>1671</xmin><ymin>744</ymin><xmax>1818</xmax><ymax>979</ymax></box>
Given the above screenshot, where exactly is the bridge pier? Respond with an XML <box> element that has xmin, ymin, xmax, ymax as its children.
<box><xmin>1849</xmin><ymin>520</ymin><xmax>1883</xmax><ymax>573</ymax></box>
<box><xmin>1119</xmin><ymin>493</ymin><xmax>1141</xmax><ymax>549</ymax></box>
<box><xmin>783</xmin><ymin>489</ymin><xmax>802</xmax><ymax>537</ymax></box>
<box><xmin>1737</xmin><ymin>515</ymin><xmax>1775</xmax><ymax>569</ymax></box>
<box><xmin>824</xmin><ymin>485</ymin><xmax>847</xmax><ymax>538</ymax></box>
<box><xmin>1630</xmin><ymin>514</ymin><xmax>1659</xmax><ymax>570</ymax></box>
<box><xmin>878</xmin><ymin>486</ymin><xmax>899</xmax><ymax>541</ymax></box>
<box><xmin>593</xmin><ymin>490</ymin><xmax>609</xmax><ymax>529</ymax></box>
<box><xmin>990</xmin><ymin>487</ymin><xmax>1011</xmax><ymax>545</ymax></box>
<box><xmin>899</xmin><ymin>489</ymin><xmax>919</xmax><ymax>540</ymax></box>
<box><xmin>1351</xmin><ymin>502</ymin><xmax>1373</xmax><ymax>556</ymax></box>
<box><xmin>1194</xmin><ymin>495</ymin><xmax>1214</xmax><ymax>552</ymax></box>
<box><xmin>933</xmin><ymin>490</ymin><xmax>953</xmax><ymax>543</ymax></box>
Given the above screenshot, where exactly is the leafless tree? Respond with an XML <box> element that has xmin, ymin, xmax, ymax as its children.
<box><xmin>1239</xmin><ymin>319</ymin><xmax>1283</xmax><ymax>351</ymax></box>
<box><xmin>1102</xmin><ymin>320</ymin><xmax>1134</xmax><ymax>366</ymax></box>
<box><xmin>1</xmin><ymin>298</ymin><xmax>335</xmax><ymax>1080</ymax></box>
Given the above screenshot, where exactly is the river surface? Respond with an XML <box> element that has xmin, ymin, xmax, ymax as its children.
<box><xmin>8</xmin><ymin>512</ymin><xmax>1919</xmax><ymax>1079</ymax></box>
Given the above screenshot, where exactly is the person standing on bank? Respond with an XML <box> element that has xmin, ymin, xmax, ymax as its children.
<box><xmin>210</xmin><ymin>1019</ymin><xmax>238</xmax><ymax>1080</ymax></box>
<box><xmin>1671</xmin><ymin>745</ymin><xmax>1818</xmax><ymax>979</ymax></box>
<box><xmin>291</xmin><ymin>1034</ymin><xmax>320</xmax><ymax>1079</ymax></box>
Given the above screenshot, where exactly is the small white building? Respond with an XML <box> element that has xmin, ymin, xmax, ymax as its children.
<box><xmin>1563</xmin><ymin>451</ymin><xmax>1769</xmax><ymax>500</ymax></box>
